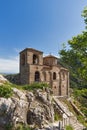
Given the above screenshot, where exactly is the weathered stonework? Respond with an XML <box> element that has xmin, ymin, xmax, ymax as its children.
<box><xmin>20</xmin><ymin>48</ymin><xmax>69</xmax><ymax>96</ymax></box>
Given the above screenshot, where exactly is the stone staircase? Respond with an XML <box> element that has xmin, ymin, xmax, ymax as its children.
<box><xmin>53</xmin><ymin>96</ymin><xmax>85</xmax><ymax>130</ymax></box>
<box><xmin>69</xmin><ymin>116</ymin><xmax>84</xmax><ymax>130</ymax></box>
<box><xmin>53</xmin><ymin>96</ymin><xmax>73</xmax><ymax>117</ymax></box>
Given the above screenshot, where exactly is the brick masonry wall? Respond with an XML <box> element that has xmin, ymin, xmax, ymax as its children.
<box><xmin>20</xmin><ymin>48</ymin><xmax>69</xmax><ymax>96</ymax></box>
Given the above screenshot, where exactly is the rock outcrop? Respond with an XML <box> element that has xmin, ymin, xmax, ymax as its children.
<box><xmin>0</xmin><ymin>75</ymin><xmax>8</xmax><ymax>85</ymax></box>
<box><xmin>0</xmin><ymin>87</ymin><xmax>54</xmax><ymax>130</ymax></box>
<box><xmin>0</xmin><ymin>75</ymin><xmax>85</xmax><ymax>130</ymax></box>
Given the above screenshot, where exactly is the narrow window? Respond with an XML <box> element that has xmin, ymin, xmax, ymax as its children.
<box><xmin>35</xmin><ymin>71</ymin><xmax>40</xmax><ymax>82</ymax></box>
<box><xmin>53</xmin><ymin>72</ymin><xmax>56</xmax><ymax>80</ymax></box>
<box><xmin>54</xmin><ymin>86</ymin><xmax>56</xmax><ymax>89</ymax></box>
<box><xmin>21</xmin><ymin>54</ymin><xmax>25</xmax><ymax>65</ymax></box>
<box><xmin>62</xmin><ymin>72</ymin><xmax>65</xmax><ymax>80</ymax></box>
<box><xmin>44</xmin><ymin>72</ymin><xmax>46</xmax><ymax>81</ymax></box>
<box><xmin>33</xmin><ymin>54</ymin><xmax>39</xmax><ymax>64</ymax></box>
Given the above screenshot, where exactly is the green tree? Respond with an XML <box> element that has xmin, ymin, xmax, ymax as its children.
<box><xmin>59</xmin><ymin>7</ymin><xmax>87</xmax><ymax>88</ymax></box>
<box><xmin>82</xmin><ymin>6</ymin><xmax>87</xmax><ymax>27</ymax></box>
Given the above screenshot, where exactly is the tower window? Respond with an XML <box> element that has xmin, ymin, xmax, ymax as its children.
<box><xmin>53</xmin><ymin>72</ymin><xmax>56</xmax><ymax>80</ymax></box>
<box><xmin>33</xmin><ymin>54</ymin><xmax>39</xmax><ymax>64</ymax></box>
<box><xmin>21</xmin><ymin>54</ymin><xmax>25</xmax><ymax>65</ymax></box>
<box><xmin>35</xmin><ymin>71</ymin><xmax>40</xmax><ymax>82</ymax></box>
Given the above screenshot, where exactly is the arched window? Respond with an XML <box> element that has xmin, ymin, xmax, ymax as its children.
<box><xmin>21</xmin><ymin>54</ymin><xmax>25</xmax><ymax>65</ymax></box>
<box><xmin>35</xmin><ymin>71</ymin><xmax>40</xmax><ymax>82</ymax></box>
<box><xmin>33</xmin><ymin>54</ymin><xmax>39</xmax><ymax>64</ymax></box>
<box><xmin>53</xmin><ymin>72</ymin><xmax>56</xmax><ymax>80</ymax></box>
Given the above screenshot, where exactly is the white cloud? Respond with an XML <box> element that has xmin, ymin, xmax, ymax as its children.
<box><xmin>0</xmin><ymin>56</ymin><xmax>19</xmax><ymax>73</ymax></box>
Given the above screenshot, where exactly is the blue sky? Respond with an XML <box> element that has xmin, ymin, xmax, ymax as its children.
<box><xmin>0</xmin><ymin>0</ymin><xmax>87</xmax><ymax>73</ymax></box>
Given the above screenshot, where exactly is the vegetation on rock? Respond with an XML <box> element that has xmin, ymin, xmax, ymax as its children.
<box><xmin>0</xmin><ymin>82</ymin><xmax>49</xmax><ymax>98</ymax></box>
<box><xmin>15</xmin><ymin>124</ymin><xmax>33</xmax><ymax>130</ymax></box>
<box><xmin>73</xmin><ymin>88</ymin><xmax>87</xmax><ymax>119</ymax></box>
<box><xmin>22</xmin><ymin>82</ymin><xmax>49</xmax><ymax>91</ymax></box>
<box><xmin>54</xmin><ymin>112</ymin><xmax>62</xmax><ymax>121</ymax></box>
<box><xmin>66</xmin><ymin>125</ymin><xmax>74</xmax><ymax>130</ymax></box>
<box><xmin>0</xmin><ymin>83</ymin><xmax>13</xmax><ymax>98</ymax></box>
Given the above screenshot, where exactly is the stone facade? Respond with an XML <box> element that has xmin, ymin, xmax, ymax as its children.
<box><xmin>20</xmin><ymin>48</ymin><xmax>69</xmax><ymax>96</ymax></box>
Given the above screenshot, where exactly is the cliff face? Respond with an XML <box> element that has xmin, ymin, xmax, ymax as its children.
<box><xmin>0</xmin><ymin>87</ymin><xmax>54</xmax><ymax>130</ymax></box>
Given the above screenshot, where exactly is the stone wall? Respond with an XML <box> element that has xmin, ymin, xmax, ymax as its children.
<box><xmin>19</xmin><ymin>48</ymin><xmax>69</xmax><ymax>97</ymax></box>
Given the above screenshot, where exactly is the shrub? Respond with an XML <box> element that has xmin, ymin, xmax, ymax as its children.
<box><xmin>0</xmin><ymin>84</ymin><xmax>13</xmax><ymax>98</ymax></box>
<box><xmin>5</xmin><ymin>123</ymin><xmax>13</xmax><ymax>130</ymax></box>
<box><xmin>16</xmin><ymin>124</ymin><xmax>33</xmax><ymax>130</ymax></box>
<box><xmin>66</xmin><ymin>125</ymin><xmax>74</xmax><ymax>130</ymax></box>
<box><xmin>77</xmin><ymin>115</ymin><xmax>85</xmax><ymax>125</ymax></box>
<box><xmin>83</xmin><ymin>128</ymin><xmax>87</xmax><ymax>130</ymax></box>
<box><xmin>5</xmin><ymin>123</ymin><xmax>33</xmax><ymax>130</ymax></box>
<box><xmin>73</xmin><ymin>88</ymin><xmax>87</xmax><ymax>117</ymax></box>
<box><xmin>54</xmin><ymin>113</ymin><xmax>59</xmax><ymax>121</ymax></box>
<box><xmin>23</xmin><ymin>82</ymin><xmax>49</xmax><ymax>91</ymax></box>
<box><xmin>54</xmin><ymin>112</ymin><xmax>62</xmax><ymax>121</ymax></box>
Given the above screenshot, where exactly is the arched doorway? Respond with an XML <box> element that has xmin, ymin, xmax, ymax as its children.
<box><xmin>35</xmin><ymin>71</ymin><xmax>40</xmax><ymax>82</ymax></box>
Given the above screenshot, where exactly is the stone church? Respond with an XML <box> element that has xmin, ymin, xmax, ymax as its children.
<box><xmin>20</xmin><ymin>48</ymin><xmax>69</xmax><ymax>96</ymax></box>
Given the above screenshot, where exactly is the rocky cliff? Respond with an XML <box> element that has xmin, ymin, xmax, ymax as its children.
<box><xmin>0</xmin><ymin>86</ymin><xmax>54</xmax><ymax>130</ymax></box>
<box><xmin>0</xmin><ymin>75</ymin><xmax>85</xmax><ymax>130</ymax></box>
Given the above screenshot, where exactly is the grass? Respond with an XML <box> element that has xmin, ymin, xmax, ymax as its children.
<box><xmin>0</xmin><ymin>83</ymin><xmax>13</xmax><ymax>98</ymax></box>
<box><xmin>54</xmin><ymin>112</ymin><xmax>62</xmax><ymax>121</ymax></box>
<box><xmin>5</xmin><ymin>123</ymin><xmax>13</xmax><ymax>130</ymax></box>
<box><xmin>15</xmin><ymin>124</ymin><xmax>33</xmax><ymax>130</ymax></box>
<box><xmin>73</xmin><ymin>88</ymin><xmax>87</xmax><ymax>117</ymax></box>
<box><xmin>22</xmin><ymin>82</ymin><xmax>49</xmax><ymax>91</ymax></box>
<box><xmin>72</xmin><ymin>88</ymin><xmax>87</xmax><ymax>127</ymax></box>
<box><xmin>77</xmin><ymin>115</ymin><xmax>87</xmax><ymax>127</ymax></box>
<box><xmin>0</xmin><ymin>82</ymin><xmax>49</xmax><ymax>98</ymax></box>
<box><xmin>59</xmin><ymin>98</ymin><xmax>76</xmax><ymax>116</ymax></box>
<box><xmin>59</xmin><ymin>97</ymin><xmax>87</xmax><ymax>127</ymax></box>
<box><xmin>66</xmin><ymin>125</ymin><xmax>74</xmax><ymax>130</ymax></box>
<box><xmin>5</xmin><ymin>123</ymin><xmax>34</xmax><ymax>130</ymax></box>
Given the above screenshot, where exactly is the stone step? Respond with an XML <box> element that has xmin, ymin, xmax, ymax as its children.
<box><xmin>70</xmin><ymin>120</ymin><xmax>84</xmax><ymax>130</ymax></box>
<box><xmin>53</xmin><ymin>97</ymin><xmax>85</xmax><ymax>130</ymax></box>
<box><xmin>53</xmin><ymin>97</ymin><xmax>73</xmax><ymax>117</ymax></box>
